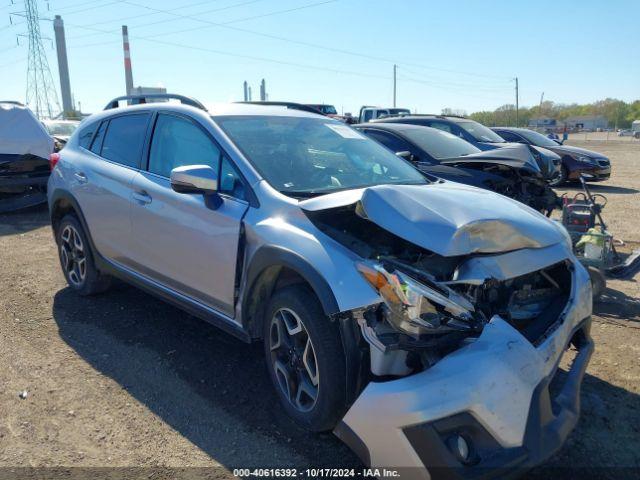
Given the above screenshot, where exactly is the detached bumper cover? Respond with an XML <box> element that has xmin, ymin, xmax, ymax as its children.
<box><xmin>336</xmin><ymin>261</ymin><xmax>593</xmax><ymax>479</ymax></box>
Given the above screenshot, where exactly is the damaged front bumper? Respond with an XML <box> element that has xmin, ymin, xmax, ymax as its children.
<box><xmin>335</xmin><ymin>259</ymin><xmax>593</xmax><ymax>479</ymax></box>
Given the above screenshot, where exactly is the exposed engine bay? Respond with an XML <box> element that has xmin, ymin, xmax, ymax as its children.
<box><xmin>306</xmin><ymin>202</ymin><xmax>571</xmax><ymax>378</ymax></box>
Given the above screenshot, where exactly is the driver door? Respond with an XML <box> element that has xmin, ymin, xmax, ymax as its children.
<box><xmin>129</xmin><ymin>112</ymin><xmax>249</xmax><ymax>317</ymax></box>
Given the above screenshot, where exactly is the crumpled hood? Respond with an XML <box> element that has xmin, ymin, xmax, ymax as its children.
<box><xmin>300</xmin><ymin>182</ymin><xmax>565</xmax><ymax>257</ymax></box>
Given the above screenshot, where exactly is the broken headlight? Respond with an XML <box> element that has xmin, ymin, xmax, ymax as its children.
<box><xmin>357</xmin><ymin>262</ymin><xmax>480</xmax><ymax>337</ymax></box>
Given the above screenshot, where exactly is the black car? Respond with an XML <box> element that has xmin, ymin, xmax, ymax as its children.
<box><xmin>372</xmin><ymin>114</ymin><xmax>562</xmax><ymax>182</ymax></box>
<box><xmin>355</xmin><ymin>122</ymin><xmax>559</xmax><ymax>214</ymax></box>
<box><xmin>491</xmin><ymin>127</ymin><xmax>611</xmax><ymax>185</ymax></box>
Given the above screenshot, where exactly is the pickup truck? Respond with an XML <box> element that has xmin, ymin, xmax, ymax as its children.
<box><xmin>359</xmin><ymin>106</ymin><xmax>411</xmax><ymax>123</ymax></box>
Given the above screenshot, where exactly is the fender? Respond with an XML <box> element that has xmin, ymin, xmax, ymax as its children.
<box><xmin>48</xmin><ymin>189</ymin><xmax>106</xmax><ymax>268</ymax></box>
<box><xmin>243</xmin><ymin>245</ymin><xmax>340</xmax><ymax>320</ymax></box>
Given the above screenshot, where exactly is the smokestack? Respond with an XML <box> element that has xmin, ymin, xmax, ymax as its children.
<box><xmin>53</xmin><ymin>15</ymin><xmax>73</xmax><ymax>116</ymax></box>
<box><xmin>122</xmin><ymin>25</ymin><xmax>134</xmax><ymax>95</ymax></box>
<box><xmin>260</xmin><ymin>79</ymin><xmax>266</xmax><ymax>101</ymax></box>
<box><xmin>243</xmin><ymin>81</ymin><xmax>248</xmax><ymax>102</ymax></box>
<box><xmin>248</xmin><ymin>86</ymin><xmax>252</xmax><ymax>101</ymax></box>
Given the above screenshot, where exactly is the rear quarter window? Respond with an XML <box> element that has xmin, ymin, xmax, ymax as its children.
<box><xmin>78</xmin><ymin>123</ymin><xmax>97</xmax><ymax>149</ymax></box>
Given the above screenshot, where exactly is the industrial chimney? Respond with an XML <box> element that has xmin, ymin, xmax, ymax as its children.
<box><xmin>260</xmin><ymin>79</ymin><xmax>266</xmax><ymax>102</ymax></box>
<box><xmin>122</xmin><ymin>25</ymin><xmax>134</xmax><ymax>95</ymax></box>
<box><xmin>53</xmin><ymin>15</ymin><xmax>73</xmax><ymax>117</ymax></box>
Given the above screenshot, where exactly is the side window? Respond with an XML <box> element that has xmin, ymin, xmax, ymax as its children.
<box><xmin>90</xmin><ymin>121</ymin><xmax>107</xmax><ymax>154</ymax></box>
<box><xmin>363</xmin><ymin>110</ymin><xmax>373</xmax><ymax>122</ymax></box>
<box><xmin>100</xmin><ymin>114</ymin><xmax>150</xmax><ymax>168</ymax></box>
<box><xmin>148</xmin><ymin>114</ymin><xmax>220</xmax><ymax>178</ymax></box>
<box><xmin>78</xmin><ymin>123</ymin><xmax>97</xmax><ymax>149</ymax></box>
<box><xmin>427</xmin><ymin>121</ymin><xmax>453</xmax><ymax>133</ymax></box>
<box><xmin>219</xmin><ymin>156</ymin><xmax>246</xmax><ymax>200</ymax></box>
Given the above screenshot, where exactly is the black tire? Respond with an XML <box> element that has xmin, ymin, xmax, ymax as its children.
<box><xmin>55</xmin><ymin>214</ymin><xmax>111</xmax><ymax>296</ymax></box>
<box><xmin>549</xmin><ymin>165</ymin><xmax>568</xmax><ymax>187</ymax></box>
<box><xmin>263</xmin><ymin>285</ymin><xmax>347</xmax><ymax>432</ymax></box>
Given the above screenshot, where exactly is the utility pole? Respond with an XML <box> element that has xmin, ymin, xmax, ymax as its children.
<box><xmin>539</xmin><ymin>91</ymin><xmax>544</xmax><ymax>117</ymax></box>
<box><xmin>393</xmin><ymin>64</ymin><xmax>397</xmax><ymax>108</ymax></box>
<box><xmin>514</xmin><ymin>77</ymin><xmax>519</xmax><ymax>127</ymax></box>
<box><xmin>243</xmin><ymin>81</ymin><xmax>248</xmax><ymax>102</ymax></box>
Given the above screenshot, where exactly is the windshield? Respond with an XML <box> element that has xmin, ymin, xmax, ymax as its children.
<box><xmin>457</xmin><ymin>120</ymin><xmax>505</xmax><ymax>143</ymax></box>
<box><xmin>45</xmin><ymin>122</ymin><xmax>78</xmax><ymax>136</ymax></box>
<box><xmin>401</xmin><ymin>128</ymin><xmax>480</xmax><ymax>159</ymax></box>
<box><xmin>517</xmin><ymin>129</ymin><xmax>560</xmax><ymax>147</ymax></box>
<box><xmin>215</xmin><ymin>116</ymin><xmax>428</xmax><ymax>197</ymax></box>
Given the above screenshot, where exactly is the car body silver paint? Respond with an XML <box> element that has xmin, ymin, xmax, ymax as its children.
<box><xmin>237</xmin><ymin>180</ymin><xmax>382</xmax><ymax>315</ymax></box>
<box><xmin>300</xmin><ymin>181</ymin><xmax>564</xmax><ymax>257</ymax></box>
<box><xmin>339</xmin><ymin>260</ymin><xmax>592</xmax><ymax>471</ymax></box>
<box><xmin>451</xmin><ymin>242</ymin><xmax>572</xmax><ymax>285</ymax></box>
<box><xmin>129</xmin><ymin>170</ymin><xmax>249</xmax><ymax>317</ymax></box>
<box><xmin>51</xmin><ymin>145</ymin><xmax>137</xmax><ymax>264</ymax></box>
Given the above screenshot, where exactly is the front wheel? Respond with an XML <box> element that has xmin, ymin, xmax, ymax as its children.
<box><xmin>263</xmin><ymin>285</ymin><xmax>347</xmax><ymax>432</ymax></box>
<box><xmin>549</xmin><ymin>165</ymin><xmax>568</xmax><ymax>187</ymax></box>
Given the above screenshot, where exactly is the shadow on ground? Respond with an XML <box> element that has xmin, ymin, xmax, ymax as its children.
<box><xmin>561</xmin><ymin>183</ymin><xmax>639</xmax><ymax>195</ymax></box>
<box><xmin>0</xmin><ymin>203</ymin><xmax>49</xmax><ymax>236</ymax></box>
<box><xmin>594</xmin><ymin>287</ymin><xmax>640</xmax><ymax>324</ymax></box>
<box><xmin>53</xmin><ymin>282</ymin><xmax>640</xmax><ymax>476</ymax></box>
<box><xmin>52</xmin><ymin>284</ymin><xmax>360</xmax><ymax>470</ymax></box>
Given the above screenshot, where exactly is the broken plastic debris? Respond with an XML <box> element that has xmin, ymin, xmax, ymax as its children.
<box><xmin>19</xmin><ymin>390</ymin><xmax>28</xmax><ymax>399</ymax></box>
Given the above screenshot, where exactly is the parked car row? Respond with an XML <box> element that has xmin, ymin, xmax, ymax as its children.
<box><xmin>46</xmin><ymin>93</ymin><xmax>595</xmax><ymax>478</ymax></box>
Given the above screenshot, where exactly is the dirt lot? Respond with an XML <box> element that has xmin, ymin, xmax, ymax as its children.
<box><xmin>1</xmin><ymin>140</ymin><xmax>639</xmax><ymax>479</ymax></box>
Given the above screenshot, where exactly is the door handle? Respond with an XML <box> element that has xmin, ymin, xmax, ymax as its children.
<box><xmin>133</xmin><ymin>190</ymin><xmax>152</xmax><ymax>205</ymax></box>
<box><xmin>74</xmin><ymin>172</ymin><xmax>88</xmax><ymax>183</ymax></box>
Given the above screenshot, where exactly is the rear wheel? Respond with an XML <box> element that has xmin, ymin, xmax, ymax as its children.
<box><xmin>263</xmin><ymin>285</ymin><xmax>347</xmax><ymax>432</ymax></box>
<box><xmin>55</xmin><ymin>214</ymin><xmax>111</xmax><ymax>296</ymax></box>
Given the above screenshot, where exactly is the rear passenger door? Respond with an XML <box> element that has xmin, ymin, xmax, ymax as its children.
<box><xmin>72</xmin><ymin>112</ymin><xmax>151</xmax><ymax>264</ymax></box>
<box><xmin>129</xmin><ymin>112</ymin><xmax>249</xmax><ymax>317</ymax></box>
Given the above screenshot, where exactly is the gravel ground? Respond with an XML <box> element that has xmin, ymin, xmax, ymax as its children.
<box><xmin>0</xmin><ymin>140</ymin><xmax>639</xmax><ymax>479</ymax></box>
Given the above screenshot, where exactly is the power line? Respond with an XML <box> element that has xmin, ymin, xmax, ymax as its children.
<box><xmin>67</xmin><ymin>0</ymin><xmax>269</xmax><ymax>39</ymax></box>
<box><xmin>60</xmin><ymin>0</ymin><xmax>512</xmax><ymax>86</ymax></box>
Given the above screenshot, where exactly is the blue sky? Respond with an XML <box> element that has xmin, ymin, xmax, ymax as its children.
<box><xmin>2</xmin><ymin>0</ymin><xmax>639</xmax><ymax>115</ymax></box>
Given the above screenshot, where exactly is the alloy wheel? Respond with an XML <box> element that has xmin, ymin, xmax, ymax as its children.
<box><xmin>269</xmin><ymin>308</ymin><xmax>319</xmax><ymax>412</ymax></box>
<box><xmin>60</xmin><ymin>224</ymin><xmax>86</xmax><ymax>287</ymax></box>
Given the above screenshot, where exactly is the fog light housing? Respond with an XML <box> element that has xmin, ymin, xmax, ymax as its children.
<box><xmin>447</xmin><ymin>433</ymin><xmax>476</xmax><ymax>465</ymax></box>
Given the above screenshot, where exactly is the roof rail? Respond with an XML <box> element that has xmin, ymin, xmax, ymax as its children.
<box><xmin>103</xmin><ymin>94</ymin><xmax>207</xmax><ymax>111</ymax></box>
<box><xmin>236</xmin><ymin>101</ymin><xmax>322</xmax><ymax>115</ymax></box>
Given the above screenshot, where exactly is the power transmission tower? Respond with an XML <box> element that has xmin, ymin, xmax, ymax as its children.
<box><xmin>16</xmin><ymin>0</ymin><xmax>61</xmax><ymax>119</ymax></box>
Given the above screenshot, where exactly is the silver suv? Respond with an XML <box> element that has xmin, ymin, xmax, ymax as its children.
<box><xmin>48</xmin><ymin>94</ymin><xmax>593</xmax><ymax>475</ymax></box>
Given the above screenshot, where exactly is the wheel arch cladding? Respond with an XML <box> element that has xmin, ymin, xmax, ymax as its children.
<box><xmin>242</xmin><ymin>246</ymin><xmax>340</xmax><ymax>339</ymax></box>
<box><xmin>49</xmin><ymin>190</ymin><xmax>98</xmax><ymax>254</ymax></box>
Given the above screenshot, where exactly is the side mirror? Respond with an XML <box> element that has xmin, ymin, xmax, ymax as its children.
<box><xmin>396</xmin><ymin>151</ymin><xmax>414</xmax><ymax>161</ymax></box>
<box><xmin>170</xmin><ymin>165</ymin><xmax>218</xmax><ymax>194</ymax></box>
